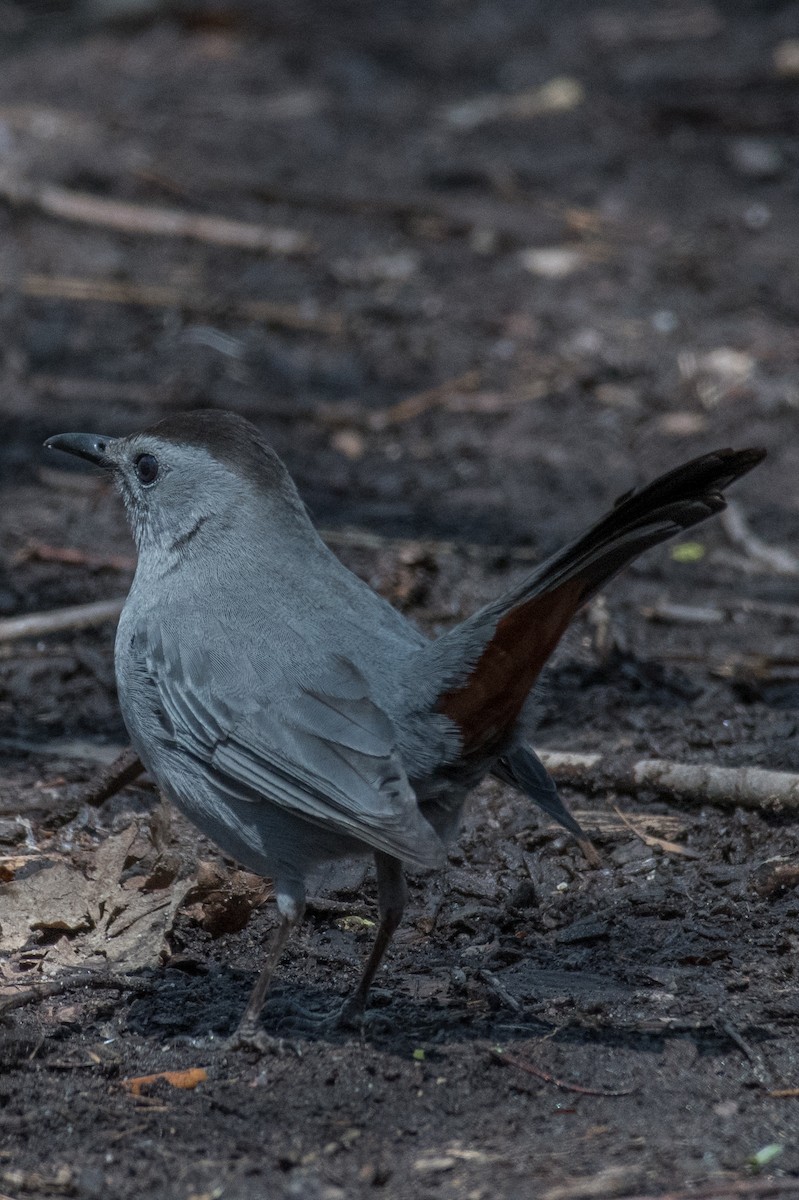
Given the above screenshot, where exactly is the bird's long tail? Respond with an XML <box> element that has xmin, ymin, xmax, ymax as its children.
<box><xmin>436</xmin><ymin>447</ymin><xmax>765</xmax><ymax>760</ymax></box>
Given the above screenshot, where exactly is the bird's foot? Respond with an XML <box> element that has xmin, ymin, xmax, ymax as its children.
<box><xmin>270</xmin><ymin>993</ymin><xmax>394</xmax><ymax>1036</ymax></box>
<box><xmin>328</xmin><ymin>994</ymin><xmax>366</xmax><ymax>1031</ymax></box>
<box><xmin>224</xmin><ymin>1020</ymin><xmax>298</xmax><ymax>1057</ymax></box>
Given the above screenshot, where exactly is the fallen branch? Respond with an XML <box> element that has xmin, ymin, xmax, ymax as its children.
<box><xmin>491</xmin><ymin>1046</ymin><xmax>633</xmax><ymax>1097</ymax></box>
<box><xmin>0</xmin><ymin>970</ymin><xmax>153</xmax><ymax>1019</ymax></box>
<box><xmin>0</xmin><ymin>173</ymin><xmax>311</xmax><ymax>255</ymax></box>
<box><xmin>0</xmin><ymin>598</ymin><xmax>124</xmax><ymax>643</ymax></box>
<box><xmin>539</xmin><ymin>750</ymin><xmax>799</xmax><ymax>812</ymax></box>
<box><xmin>19</xmin><ymin>274</ymin><xmax>343</xmax><ymax>335</ymax></box>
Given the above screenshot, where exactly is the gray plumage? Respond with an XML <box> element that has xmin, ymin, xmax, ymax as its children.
<box><xmin>45</xmin><ymin>412</ymin><xmax>765</xmax><ymax>1038</ymax></box>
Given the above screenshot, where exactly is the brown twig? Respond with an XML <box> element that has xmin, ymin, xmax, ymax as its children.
<box><xmin>0</xmin><ymin>598</ymin><xmax>125</xmax><ymax>643</ymax></box>
<box><xmin>569</xmin><ymin>810</ymin><xmax>687</xmax><ymax>845</ymax></box>
<box><xmin>0</xmin><ymin>173</ymin><xmax>312</xmax><ymax>255</ymax></box>
<box><xmin>368</xmin><ymin>370</ymin><xmax>482</xmax><ymax>429</ymax></box>
<box><xmin>19</xmin><ymin>275</ymin><xmax>343</xmax><ymax>335</ymax></box>
<box><xmin>612</xmin><ymin>805</ymin><xmax>699</xmax><ymax>858</ymax></box>
<box><xmin>491</xmin><ymin>1046</ymin><xmax>633</xmax><ymax>1096</ymax></box>
<box><xmin>13</xmin><ymin>540</ymin><xmax>135</xmax><ymax>572</ymax></box>
<box><xmin>244</xmin><ymin>181</ymin><xmax>569</xmax><ymax>244</ymax></box>
<box><xmin>540</xmin><ymin>750</ymin><xmax>799</xmax><ymax>812</ymax></box>
<box><xmin>76</xmin><ymin>747</ymin><xmax>145</xmax><ymax>808</ymax></box>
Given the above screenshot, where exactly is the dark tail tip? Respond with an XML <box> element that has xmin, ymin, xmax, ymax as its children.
<box><xmin>712</xmin><ymin>446</ymin><xmax>767</xmax><ymax>487</ymax></box>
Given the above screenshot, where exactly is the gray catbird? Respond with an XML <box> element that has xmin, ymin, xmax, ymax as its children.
<box><xmin>45</xmin><ymin>412</ymin><xmax>764</xmax><ymax>1043</ymax></box>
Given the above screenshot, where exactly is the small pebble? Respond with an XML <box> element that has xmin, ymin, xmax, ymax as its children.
<box><xmin>728</xmin><ymin>137</ymin><xmax>783</xmax><ymax>180</ymax></box>
<box><xmin>743</xmin><ymin>203</ymin><xmax>771</xmax><ymax>231</ymax></box>
<box><xmin>652</xmin><ymin>309</ymin><xmax>678</xmax><ymax>335</ymax></box>
<box><xmin>520</xmin><ymin>246</ymin><xmax>585</xmax><ymax>279</ymax></box>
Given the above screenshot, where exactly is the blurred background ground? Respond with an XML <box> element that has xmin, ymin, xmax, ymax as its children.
<box><xmin>1</xmin><ymin>2</ymin><xmax>799</xmax><ymax>1198</ymax></box>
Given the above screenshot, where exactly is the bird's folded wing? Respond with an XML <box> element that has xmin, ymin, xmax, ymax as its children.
<box><xmin>141</xmin><ymin>627</ymin><xmax>444</xmax><ymax>869</ymax></box>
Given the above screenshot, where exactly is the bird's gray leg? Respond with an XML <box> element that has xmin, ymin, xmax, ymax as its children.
<box><xmin>227</xmin><ymin>895</ymin><xmax>305</xmax><ymax>1053</ymax></box>
<box><xmin>335</xmin><ymin>852</ymin><xmax>407</xmax><ymax>1028</ymax></box>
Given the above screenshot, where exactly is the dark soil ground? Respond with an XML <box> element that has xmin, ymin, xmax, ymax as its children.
<box><xmin>1</xmin><ymin>2</ymin><xmax>799</xmax><ymax>1197</ymax></box>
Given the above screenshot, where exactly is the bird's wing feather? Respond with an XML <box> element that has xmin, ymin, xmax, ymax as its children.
<box><xmin>140</xmin><ymin>622</ymin><xmax>444</xmax><ymax>869</ymax></box>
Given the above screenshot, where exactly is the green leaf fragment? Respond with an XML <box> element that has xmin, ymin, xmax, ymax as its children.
<box><xmin>749</xmin><ymin>1143</ymin><xmax>783</xmax><ymax>1169</ymax></box>
<box><xmin>672</xmin><ymin>541</ymin><xmax>706</xmax><ymax>563</ymax></box>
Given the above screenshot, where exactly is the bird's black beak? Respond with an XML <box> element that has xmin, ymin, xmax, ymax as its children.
<box><xmin>44</xmin><ymin>433</ymin><xmax>116</xmax><ymax>469</ymax></box>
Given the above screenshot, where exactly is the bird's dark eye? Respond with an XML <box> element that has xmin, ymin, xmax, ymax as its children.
<box><xmin>135</xmin><ymin>453</ymin><xmax>159</xmax><ymax>485</ymax></box>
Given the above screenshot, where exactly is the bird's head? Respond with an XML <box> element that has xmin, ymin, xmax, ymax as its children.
<box><xmin>45</xmin><ymin>410</ymin><xmax>309</xmax><ymax>567</ymax></box>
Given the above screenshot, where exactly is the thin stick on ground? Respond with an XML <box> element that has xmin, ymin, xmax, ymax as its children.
<box><xmin>77</xmin><ymin>746</ymin><xmax>145</xmax><ymax>807</ymax></box>
<box><xmin>539</xmin><ymin>750</ymin><xmax>799</xmax><ymax>812</ymax></box>
<box><xmin>0</xmin><ymin>971</ymin><xmax>154</xmax><ymax>1019</ymax></box>
<box><xmin>642</xmin><ymin>594</ymin><xmax>799</xmax><ymax>626</ymax></box>
<box><xmin>0</xmin><ymin>173</ymin><xmax>312</xmax><ymax>255</ymax></box>
<box><xmin>19</xmin><ymin>274</ymin><xmax>343</xmax><ymax>335</ymax></box>
<box><xmin>0</xmin><ymin>598</ymin><xmax>124</xmax><ymax>643</ymax></box>
<box><xmin>13</xmin><ymin>540</ymin><xmax>136</xmax><ymax>572</ymax></box>
<box><xmin>478</xmin><ymin>970</ymin><xmax>523</xmax><ymax>1014</ymax></box>
<box><xmin>368</xmin><ymin>369</ymin><xmax>482</xmax><ymax>428</ymax></box>
<box><xmin>491</xmin><ymin>1047</ymin><xmax>633</xmax><ymax>1097</ymax></box>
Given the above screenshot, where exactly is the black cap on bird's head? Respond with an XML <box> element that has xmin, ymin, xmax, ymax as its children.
<box><xmin>45</xmin><ymin>410</ymin><xmax>288</xmax><ymax>489</ymax></box>
<box><xmin>44</xmin><ymin>410</ymin><xmax>310</xmax><ymax>554</ymax></box>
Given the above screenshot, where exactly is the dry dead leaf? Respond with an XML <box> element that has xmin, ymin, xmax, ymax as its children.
<box><xmin>612</xmin><ymin>806</ymin><xmax>700</xmax><ymax>858</ymax></box>
<box><xmin>0</xmin><ymin>824</ymin><xmax>194</xmax><ymax>972</ymax></box>
<box><xmin>182</xmin><ymin>861</ymin><xmax>271</xmax><ymax>935</ymax></box>
<box><xmin>122</xmin><ymin>1067</ymin><xmax>208</xmax><ymax>1097</ymax></box>
<box><xmin>0</xmin><ymin>854</ymin><xmax>53</xmax><ymax>882</ymax></box>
